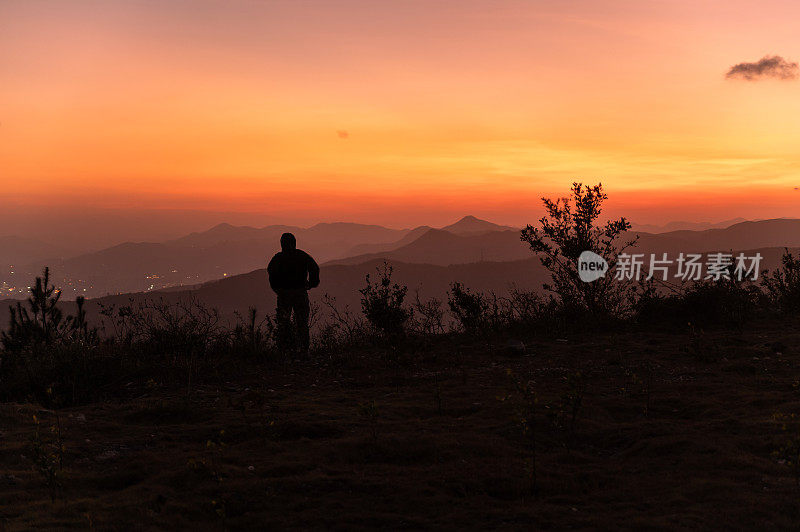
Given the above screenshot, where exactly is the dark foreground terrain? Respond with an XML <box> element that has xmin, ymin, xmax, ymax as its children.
<box><xmin>3</xmin><ymin>321</ymin><xmax>800</xmax><ymax>530</ymax></box>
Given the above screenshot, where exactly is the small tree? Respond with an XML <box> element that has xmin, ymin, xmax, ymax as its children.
<box><xmin>2</xmin><ymin>267</ymin><xmax>66</xmax><ymax>350</ymax></box>
<box><xmin>359</xmin><ymin>262</ymin><xmax>411</xmax><ymax>338</ymax></box>
<box><xmin>761</xmin><ymin>249</ymin><xmax>800</xmax><ymax>314</ymax></box>
<box><xmin>520</xmin><ymin>182</ymin><xmax>636</xmax><ymax>318</ymax></box>
<box><xmin>2</xmin><ymin>269</ymin><xmax>101</xmax><ymax>352</ymax></box>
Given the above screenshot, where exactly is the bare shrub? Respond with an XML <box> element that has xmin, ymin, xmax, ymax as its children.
<box><xmin>410</xmin><ymin>290</ymin><xmax>445</xmax><ymax>335</ymax></box>
<box><xmin>504</xmin><ymin>285</ymin><xmax>545</xmax><ymax>325</ymax></box>
<box><xmin>103</xmin><ymin>297</ymin><xmax>224</xmax><ymax>357</ymax></box>
<box><xmin>228</xmin><ymin>307</ymin><xmax>276</xmax><ymax>357</ymax></box>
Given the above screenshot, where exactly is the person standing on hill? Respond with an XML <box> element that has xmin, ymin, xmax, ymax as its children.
<box><xmin>267</xmin><ymin>233</ymin><xmax>320</xmax><ymax>355</ymax></box>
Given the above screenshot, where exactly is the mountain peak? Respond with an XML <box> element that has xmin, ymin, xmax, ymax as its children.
<box><xmin>440</xmin><ymin>216</ymin><xmax>516</xmax><ymax>235</ymax></box>
<box><xmin>209</xmin><ymin>222</ymin><xmax>235</xmax><ymax>230</ymax></box>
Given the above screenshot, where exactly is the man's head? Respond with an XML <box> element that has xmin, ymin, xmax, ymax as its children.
<box><xmin>280</xmin><ymin>232</ymin><xmax>296</xmax><ymax>251</ymax></box>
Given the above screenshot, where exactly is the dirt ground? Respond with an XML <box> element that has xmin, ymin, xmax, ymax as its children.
<box><xmin>3</xmin><ymin>321</ymin><xmax>800</xmax><ymax>530</ymax></box>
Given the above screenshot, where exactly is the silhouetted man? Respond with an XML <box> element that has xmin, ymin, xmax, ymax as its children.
<box><xmin>267</xmin><ymin>233</ymin><xmax>320</xmax><ymax>354</ymax></box>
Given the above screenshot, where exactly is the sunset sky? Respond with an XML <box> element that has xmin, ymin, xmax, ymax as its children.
<box><xmin>2</xmin><ymin>0</ymin><xmax>800</xmax><ymax>230</ymax></box>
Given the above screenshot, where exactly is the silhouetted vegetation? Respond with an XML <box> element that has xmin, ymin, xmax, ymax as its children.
<box><xmin>2</xmin><ymin>267</ymin><xmax>96</xmax><ymax>350</ymax></box>
<box><xmin>5</xmin><ymin>186</ymin><xmax>800</xmax><ymax>528</ymax></box>
<box><xmin>4</xmin><ymin>185</ymin><xmax>800</xmax><ymax>411</ymax></box>
<box><xmin>447</xmin><ymin>282</ymin><xmax>489</xmax><ymax>333</ymax></box>
<box><xmin>762</xmin><ymin>249</ymin><xmax>800</xmax><ymax>314</ymax></box>
<box><xmin>520</xmin><ymin>182</ymin><xmax>636</xmax><ymax>321</ymax></box>
<box><xmin>358</xmin><ymin>261</ymin><xmax>412</xmax><ymax>339</ymax></box>
<box><xmin>634</xmin><ymin>275</ymin><xmax>763</xmax><ymax>329</ymax></box>
<box><xmin>410</xmin><ymin>290</ymin><xmax>445</xmax><ymax>336</ymax></box>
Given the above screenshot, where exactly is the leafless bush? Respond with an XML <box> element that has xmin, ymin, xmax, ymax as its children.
<box><xmin>101</xmin><ymin>297</ymin><xmax>225</xmax><ymax>358</ymax></box>
<box><xmin>310</xmin><ymin>294</ymin><xmax>373</xmax><ymax>359</ymax></box>
<box><xmin>410</xmin><ymin>290</ymin><xmax>445</xmax><ymax>335</ymax></box>
<box><xmin>504</xmin><ymin>285</ymin><xmax>545</xmax><ymax>324</ymax></box>
<box><xmin>228</xmin><ymin>306</ymin><xmax>277</xmax><ymax>357</ymax></box>
<box><xmin>319</xmin><ymin>294</ymin><xmax>367</xmax><ymax>343</ymax></box>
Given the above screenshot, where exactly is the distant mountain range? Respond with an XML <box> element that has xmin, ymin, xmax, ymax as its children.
<box><xmin>170</xmin><ymin>221</ymin><xmax>408</xmax><ymax>255</ymax></box>
<box><xmin>633</xmin><ymin>219</ymin><xmax>800</xmax><ymax>254</ymax></box>
<box><xmin>0</xmin><ymin>216</ymin><xmax>517</xmax><ymax>298</ymax></box>
<box><xmin>0</xmin><ymin>236</ymin><xmax>69</xmax><ymax>268</ymax></box>
<box><xmin>329</xmin><ymin>218</ymin><xmax>800</xmax><ymax>268</ymax></box>
<box><xmin>2</xmin><ymin>216</ymin><xmax>800</xmax><ymax>304</ymax></box>
<box><xmin>326</xmin><ymin>229</ymin><xmax>528</xmax><ymax>266</ymax></box>
<box><xmin>631</xmin><ymin>218</ymin><xmax>747</xmax><ymax>233</ymax></box>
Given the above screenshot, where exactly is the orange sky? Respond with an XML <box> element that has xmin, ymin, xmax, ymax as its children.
<box><xmin>2</xmin><ymin>0</ymin><xmax>800</xmax><ymax>227</ymax></box>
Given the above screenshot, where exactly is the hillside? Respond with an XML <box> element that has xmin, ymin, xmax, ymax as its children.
<box><xmin>341</xmin><ymin>226</ymin><xmax>433</xmax><ymax>257</ymax></box>
<box><xmin>0</xmin><ymin>236</ymin><xmax>69</xmax><ymax>269</ymax></box>
<box><xmin>77</xmin><ymin>257</ymin><xmax>549</xmax><ymax>329</ymax></box>
<box><xmin>326</xmin><ymin>229</ymin><xmax>529</xmax><ymax>266</ymax></box>
<box><xmin>3</xmin><ymin>321</ymin><xmax>800</xmax><ymax>528</ymax></box>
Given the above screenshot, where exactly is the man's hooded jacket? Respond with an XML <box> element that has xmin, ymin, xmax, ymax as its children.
<box><xmin>267</xmin><ymin>233</ymin><xmax>320</xmax><ymax>291</ymax></box>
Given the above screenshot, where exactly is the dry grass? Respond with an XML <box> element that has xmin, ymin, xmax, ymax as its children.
<box><xmin>2</xmin><ymin>320</ymin><xmax>800</xmax><ymax>529</ymax></box>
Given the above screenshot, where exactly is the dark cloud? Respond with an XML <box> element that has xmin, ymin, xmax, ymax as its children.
<box><xmin>726</xmin><ymin>55</ymin><xmax>799</xmax><ymax>81</ymax></box>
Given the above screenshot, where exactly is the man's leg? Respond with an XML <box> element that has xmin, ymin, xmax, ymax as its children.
<box><xmin>292</xmin><ymin>290</ymin><xmax>311</xmax><ymax>354</ymax></box>
<box><xmin>275</xmin><ymin>290</ymin><xmax>293</xmax><ymax>353</ymax></box>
